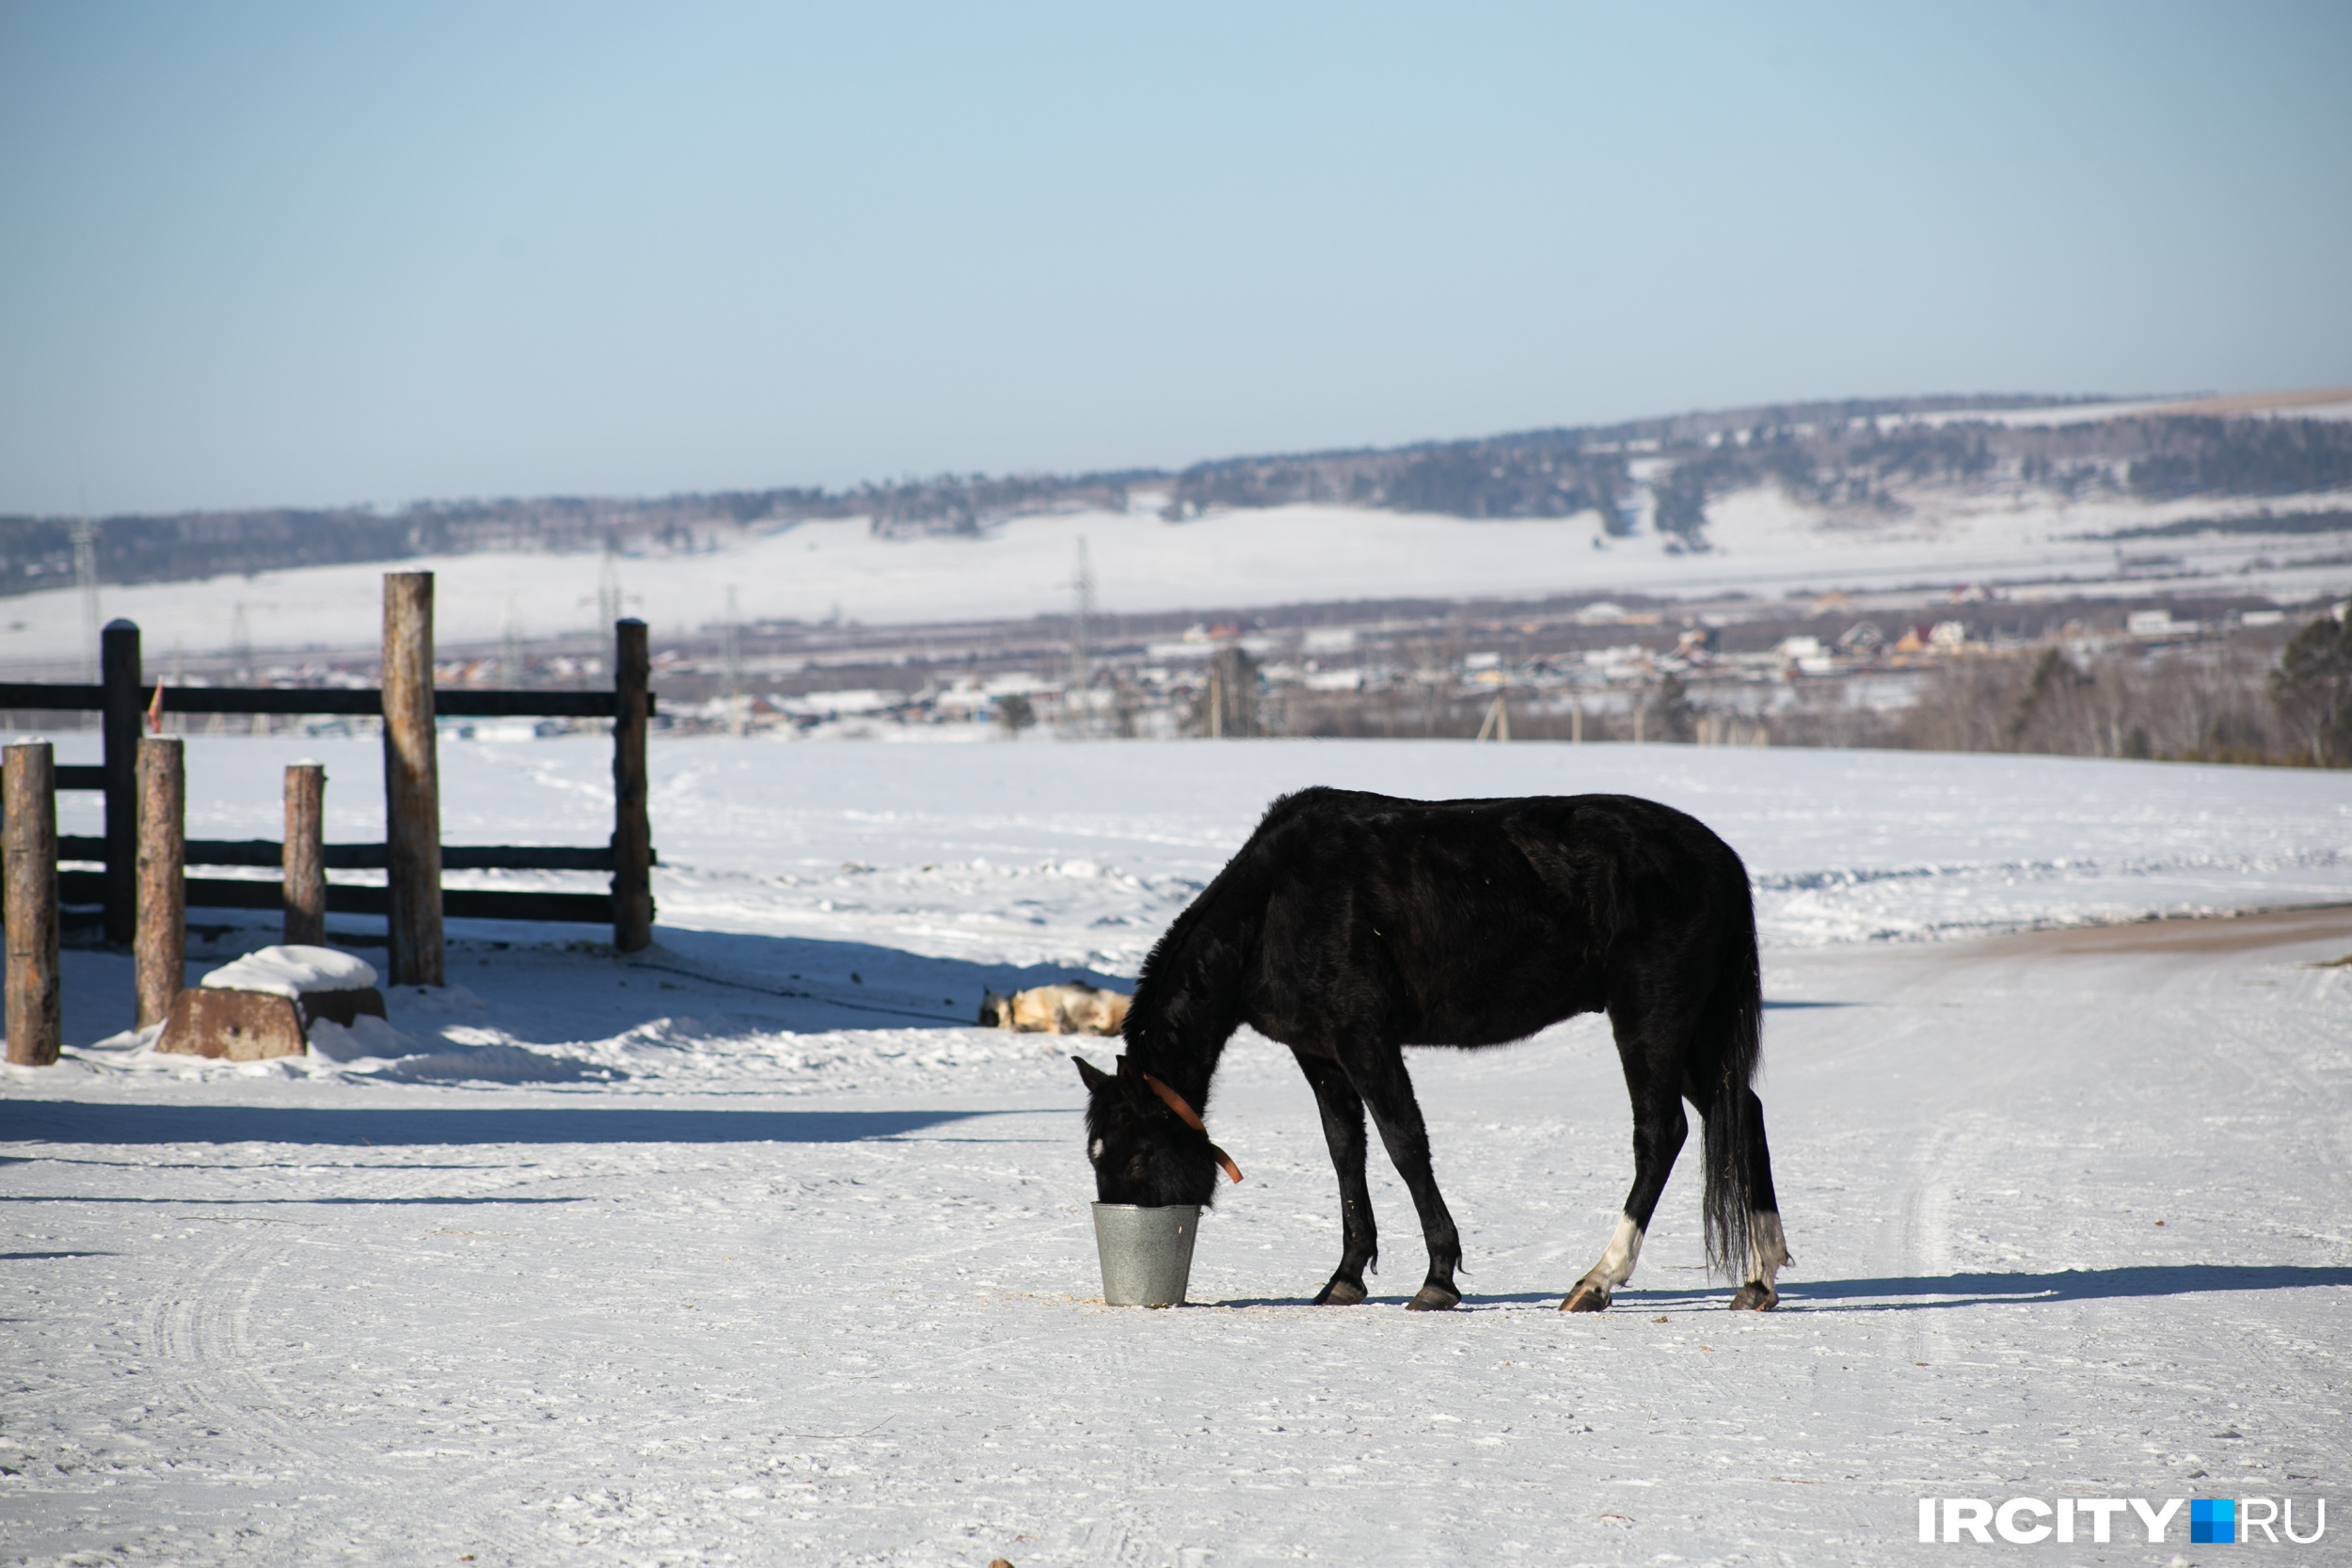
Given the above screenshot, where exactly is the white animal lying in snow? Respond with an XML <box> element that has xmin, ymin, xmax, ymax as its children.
<box><xmin>977</xmin><ymin>981</ymin><xmax>1130</xmax><ymax>1035</ymax></box>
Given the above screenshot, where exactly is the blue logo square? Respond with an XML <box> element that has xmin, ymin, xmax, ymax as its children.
<box><xmin>2190</xmin><ymin>1497</ymin><xmax>2236</xmax><ymax>1544</ymax></box>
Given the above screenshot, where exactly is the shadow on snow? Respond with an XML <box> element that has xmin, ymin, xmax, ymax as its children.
<box><xmin>0</xmin><ymin>1101</ymin><xmax>1066</xmax><ymax>1148</ymax></box>
<box><xmin>619</xmin><ymin>927</ymin><xmax>1137</xmax><ymax>1029</ymax></box>
<box><xmin>1771</xmin><ymin>1264</ymin><xmax>2352</xmax><ymax>1307</ymax></box>
<box><xmin>1205</xmin><ymin>1264</ymin><xmax>2352</xmax><ymax>1311</ymax></box>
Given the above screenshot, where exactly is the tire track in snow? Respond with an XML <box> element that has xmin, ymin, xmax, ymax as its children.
<box><xmin>134</xmin><ymin>1220</ymin><xmax>326</xmax><ymax>1490</ymax></box>
<box><xmin>119</xmin><ymin>1153</ymin><xmax>587</xmax><ymax>1565</ymax></box>
<box><xmin>1896</xmin><ymin>1126</ymin><xmax>1963</xmax><ymax>1373</ymax></box>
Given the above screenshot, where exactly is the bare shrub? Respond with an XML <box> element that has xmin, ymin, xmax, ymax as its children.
<box><xmin>2272</xmin><ymin>613</ymin><xmax>2352</xmax><ymax>766</ymax></box>
<box><xmin>1899</xmin><ymin>641</ymin><xmax>2309</xmax><ymax>762</ymax></box>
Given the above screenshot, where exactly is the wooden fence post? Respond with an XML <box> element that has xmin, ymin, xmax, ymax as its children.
<box><xmin>4</xmin><ymin>742</ymin><xmax>61</xmax><ymax>1066</ymax></box>
<box><xmin>382</xmin><ymin>573</ymin><xmax>443</xmax><ymax>987</ymax></box>
<box><xmin>283</xmin><ymin>762</ymin><xmax>326</xmax><ymax>947</ymax></box>
<box><xmin>135</xmin><ymin>737</ymin><xmax>185</xmax><ymax>1029</ymax></box>
<box><xmin>101</xmin><ymin>618</ymin><xmax>142</xmax><ymax>945</ymax></box>
<box><xmin>612</xmin><ymin>618</ymin><xmax>652</xmax><ymax>953</ymax></box>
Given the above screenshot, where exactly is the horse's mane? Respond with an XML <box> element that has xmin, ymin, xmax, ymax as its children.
<box><xmin>1122</xmin><ymin>788</ymin><xmax>1335</xmax><ymax>1104</ymax></box>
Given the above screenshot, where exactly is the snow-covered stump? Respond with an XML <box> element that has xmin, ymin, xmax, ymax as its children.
<box><xmin>156</xmin><ymin>945</ymin><xmax>384</xmax><ymax>1061</ymax></box>
<box><xmin>3</xmin><ymin>741</ymin><xmax>61</xmax><ymax>1067</ymax></box>
<box><xmin>134</xmin><ymin>737</ymin><xmax>185</xmax><ymax>1030</ymax></box>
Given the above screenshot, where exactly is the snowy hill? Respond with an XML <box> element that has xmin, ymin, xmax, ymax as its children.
<box><xmin>7</xmin><ymin>389</ymin><xmax>2352</xmax><ymax>665</ymax></box>
<box><xmin>8</xmin><ymin>472</ymin><xmax>2352</xmax><ymax>667</ymax></box>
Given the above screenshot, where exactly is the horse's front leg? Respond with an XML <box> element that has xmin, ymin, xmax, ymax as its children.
<box><xmin>1290</xmin><ymin>1046</ymin><xmax>1377</xmax><ymax>1305</ymax></box>
<box><xmin>1347</xmin><ymin>1045</ymin><xmax>1463</xmax><ymax>1311</ymax></box>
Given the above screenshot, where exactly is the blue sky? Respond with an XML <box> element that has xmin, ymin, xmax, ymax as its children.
<box><xmin>3</xmin><ymin>1</ymin><xmax>2347</xmax><ymax>515</ymax></box>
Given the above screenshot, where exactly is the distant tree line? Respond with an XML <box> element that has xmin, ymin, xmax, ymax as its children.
<box><xmin>0</xmin><ymin>473</ymin><xmax>1136</xmax><ymax>597</ymax></box>
<box><xmin>2095</xmin><ymin>509</ymin><xmax>2352</xmax><ymax>542</ymax></box>
<box><xmin>1168</xmin><ymin>412</ymin><xmax>2352</xmax><ymax>549</ymax></box>
<box><xmin>1166</xmin><ymin>443</ymin><xmax>1632</xmax><ymax>522</ymax></box>
<box><xmin>2122</xmin><ymin>417</ymin><xmax>2352</xmax><ymax>499</ymax></box>
<box><xmin>0</xmin><ymin>494</ymin><xmax>833</xmax><ymax>599</ymax></box>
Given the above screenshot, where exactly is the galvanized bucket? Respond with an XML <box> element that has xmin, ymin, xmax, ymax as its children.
<box><xmin>1091</xmin><ymin>1202</ymin><xmax>1202</xmax><ymax>1307</ymax></box>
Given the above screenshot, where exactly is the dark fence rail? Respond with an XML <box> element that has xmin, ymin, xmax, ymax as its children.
<box><xmin>57</xmin><ymin>869</ymin><xmax>612</xmax><ymax>927</ymax></box>
<box><xmin>56</xmin><ymin>836</ymin><xmax>646</xmax><ymax>872</ymax></box>
<box><xmin>0</xmin><ymin>683</ymin><xmax>654</xmax><ymax>720</ymax></box>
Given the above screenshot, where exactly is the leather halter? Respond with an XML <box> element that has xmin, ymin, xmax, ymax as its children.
<box><xmin>1141</xmin><ymin>1072</ymin><xmax>1244</xmax><ymax>1185</ymax></box>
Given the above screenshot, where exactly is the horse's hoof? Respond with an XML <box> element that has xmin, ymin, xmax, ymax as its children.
<box><xmin>1728</xmin><ymin>1282</ymin><xmax>1778</xmax><ymax>1311</ymax></box>
<box><xmin>1313</xmin><ymin>1278</ymin><xmax>1367</xmax><ymax>1306</ymax></box>
<box><xmin>1560</xmin><ymin>1282</ymin><xmax>1610</xmax><ymax>1313</ymax></box>
<box><xmin>1406</xmin><ymin>1284</ymin><xmax>1460</xmax><ymax>1311</ymax></box>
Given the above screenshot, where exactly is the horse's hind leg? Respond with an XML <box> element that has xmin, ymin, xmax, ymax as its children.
<box><xmin>1290</xmin><ymin>1047</ymin><xmax>1377</xmax><ymax>1306</ymax></box>
<box><xmin>1563</xmin><ymin>1062</ymin><xmax>1687</xmax><ymax>1313</ymax></box>
<box><xmin>1726</xmin><ymin>1088</ymin><xmax>1791</xmax><ymax>1311</ymax></box>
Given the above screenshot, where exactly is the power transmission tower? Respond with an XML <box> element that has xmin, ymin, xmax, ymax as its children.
<box><xmin>502</xmin><ymin>595</ymin><xmax>528</xmax><ymax>689</ymax></box>
<box><xmin>1065</xmin><ymin>537</ymin><xmax>1096</xmax><ymax>737</ymax></box>
<box><xmin>230</xmin><ymin>603</ymin><xmax>253</xmax><ymax>685</ymax></box>
<box><xmin>596</xmin><ymin>544</ymin><xmax>624</xmax><ymax>630</ymax></box>
<box><xmin>1422</xmin><ymin>606</ymin><xmax>1466</xmax><ymax>736</ymax></box>
<box><xmin>1475</xmin><ymin>689</ymin><xmax>1512</xmax><ymax>742</ymax></box>
<box><xmin>723</xmin><ymin>584</ymin><xmax>745</xmax><ymax>736</ymax></box>
<box><xmin>230</xmin><ymin>602</ymin><xmax>260</xmax><ymax>733</ymax></box>
<box><xmin>72</xmin><ymin>511</ymin><xmax>100</xmax><ymax>683</ymax></box>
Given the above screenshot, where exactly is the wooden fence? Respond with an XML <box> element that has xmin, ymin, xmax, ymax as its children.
<box><xmin>0</xmin><ymin>573</ymin><xmax>657</xmax><ymax>991</ymax></box>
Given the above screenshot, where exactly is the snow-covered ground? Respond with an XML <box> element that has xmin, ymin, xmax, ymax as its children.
<box><xmin>58</xmin><ymin>731</ymin><xmax>2352</xmax><ymax>962</ymax></box>
<box><xmin>6</xmin><ymin>480</ymin><xmax>2350</xmax><ymax>666</ymax></box>
<box><xmin>6</xmin><ymin>736</ymin><xmax>2350</xmax><ymax>1565</ymax></box>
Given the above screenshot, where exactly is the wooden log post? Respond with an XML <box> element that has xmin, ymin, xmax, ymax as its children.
<box><xmin>283</xmin><ymin>762</ymin><xmax>327</xmax><ymax>947</ymax></box>
<box><xmin>381</xmin><ymin>573</ymin><xmax>444</xmax><ymax>987</ymax></box>
<box><xmin>101</xmin><ymin>618</ymin><xmax>143</xmax><ymax>945</ymax></box>
<box><xmin>134</xmin><ymin>737</ymin><xmax>185</xmax><ymax>1030</ymax></box>
<box><xmin>611</xmin><ymin>617</ymin><xmax>653</xmax><ymax>953</ymax></box>
<box><xmin>4</xmin><ymin>742</ymin><xmax>61</xmax><ymax>1067</ymax></box>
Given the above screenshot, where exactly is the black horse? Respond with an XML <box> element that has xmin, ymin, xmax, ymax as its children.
<box><xmin>1075</xmin><ymin>787</ymin><xmax>1789</xmax><ymax>1312</ymax></box>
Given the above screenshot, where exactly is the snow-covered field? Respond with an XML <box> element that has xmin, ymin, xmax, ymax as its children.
<box><xmin>6</xmin><ymin>736</ymin><xmax>2350</xmax><ymax>1565</ymax></box>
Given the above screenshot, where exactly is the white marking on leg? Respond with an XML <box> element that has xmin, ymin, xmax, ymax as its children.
<box><xmin>1747</xmin><ymin>1209</ymin><xmax>1790</xmax><ymax>1289</ymax></box>
<box><xmin>1577</xmin><ymin>1213</ymin><xmax>1646</xmax><ymax>1293</ymax></box>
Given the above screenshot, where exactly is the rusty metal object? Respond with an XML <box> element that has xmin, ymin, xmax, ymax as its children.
<box><xmin>157</xmin><ymin>989</ymin><xmax>308</xmax><ymax>1061</ymax></box>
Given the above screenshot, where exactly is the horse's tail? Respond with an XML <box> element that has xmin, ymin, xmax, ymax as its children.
<box><xmin>1696</xmin><ymin>865</ymin><xmax>1764</xmax><ymax>1279</ymax></box>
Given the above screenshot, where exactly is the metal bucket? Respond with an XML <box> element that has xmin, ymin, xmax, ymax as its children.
<box><xmin>1091</xmin><ymin>1202</ymin><xmax>1202</xmax><ymax>1307</ymax></box>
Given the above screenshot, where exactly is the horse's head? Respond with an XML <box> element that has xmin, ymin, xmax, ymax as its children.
<box><xmin>1073</xmin><ymin>1054</ymin><xmax>1242</xmax><ymax>1207</ymax></box>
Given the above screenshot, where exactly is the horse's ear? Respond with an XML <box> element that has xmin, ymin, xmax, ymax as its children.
<box><xmin>1073</xmin><ymin>1055</ymin><xmax>1114</xmax><ymax>1094</ymax></box>
<box><xmin>1115</xmin><ymin>1053</ymin><xmax>1135</xmax><ymax>1079</ymax></box>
